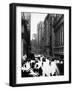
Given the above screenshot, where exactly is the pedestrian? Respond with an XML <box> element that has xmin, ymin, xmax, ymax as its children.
<box><xmin>50</xmin><ymin>60</ymin><xmax>60</xmax><ymax>76</ymax></box>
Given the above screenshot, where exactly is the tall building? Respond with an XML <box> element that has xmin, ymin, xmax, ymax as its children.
<box><xmin>21</xmin><ymin>12</ymin><xmax>31</xmax><ymax>58</ymax></box>
<box><xmin>31</xmin><ymin>33</ymin><xmax>38</xmax><ymax>54</ymax></box>
<box><xmin>43</xmin><ymin>14</ymin><xmax>55</xmax><ymax>57</ymax></box>
<box><xmin>37</xmin><ymin>21</ymin><xmax>44</xmax><ymax>54</ymax></box>
<box><xmin>53</xmin><ymin>14</ymin><xmax>64</xmax><ymax>60</ymax></box>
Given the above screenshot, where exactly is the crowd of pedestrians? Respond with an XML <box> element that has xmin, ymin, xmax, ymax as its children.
<box><xmin>21</xmin><ymin>54</ymin><xmax>64</xmax><ymax>77</ymax></box>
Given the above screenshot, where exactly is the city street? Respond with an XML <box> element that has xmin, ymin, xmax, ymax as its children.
<box><xmin>21</xmin><ymin>12</ymin><xmax>64</xmax><ymax>77</ymax></box>
<box><xmin>21</xmin><ymin>54</ymin><xmax>64</xmax><ymax>77</ymax></box>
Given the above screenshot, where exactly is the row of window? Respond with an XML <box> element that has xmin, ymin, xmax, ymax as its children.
<box><xmin>55</xmin><ymin>24</ymin><xmax>64</xmax><ymax>46</ymax></box>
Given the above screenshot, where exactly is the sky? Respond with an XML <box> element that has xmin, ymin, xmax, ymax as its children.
<box><xmin>30</xmin><ymin>13</ymin><xmax>47</xmax><ymax>40</ymax></box>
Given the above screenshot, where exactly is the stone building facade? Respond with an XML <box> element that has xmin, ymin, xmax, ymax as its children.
<box><xmin>53</xmin><ymin>14</ymin><xmax>64</xmax><ymax>60</ymax></box>
<box><xmin>21</xmin><ymin>12</ymin><xmax>31</xmax><ymax>58</ymax></box>
<box><xmin>43</xmin><ymin>14</ymin><xmax>55</xmax><ymax>57</ymax></box>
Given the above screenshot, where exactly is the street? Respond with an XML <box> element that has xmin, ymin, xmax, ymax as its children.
<box><xmin>21</xmin><ymin>54</ymin><xmax>64</xmax><ymax>77</ymax></box>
